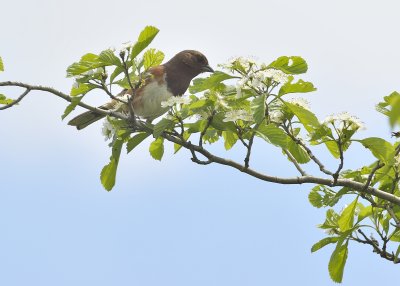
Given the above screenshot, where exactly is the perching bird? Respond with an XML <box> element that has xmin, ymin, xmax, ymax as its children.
<box><xmin>68</xmin><ymin>50</ymin><xmax>214</xmax><ymax>130</ymax></box>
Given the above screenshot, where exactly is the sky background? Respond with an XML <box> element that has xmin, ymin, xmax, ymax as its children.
<box><xmin>1</xmin><ymin>0</ymin><xmax>400</xmax><ymax>285</ymax></box>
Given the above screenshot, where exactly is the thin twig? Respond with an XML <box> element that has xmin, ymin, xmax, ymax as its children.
<box><xmin>0</xmin><ymin>88</ymin><xmax>30</xmax><ymax>110</ymax></box>
<box><xmin>283</xmin><ymin>149</ymin><xmax>308</xmax><ymax>176</ymax></box>
<box><xmin>333</xmin><ymin>137</ymin><xmax>344</xmax><ymax>185</ymax></box>
<box><xmin>282</xmin><ymin>124</ymin><xmax>334</xmax><ymax>176</ymax></box>
<box><xmin>363</xmin><ymin>161</ymin><xmax>385</xmax><ymax>191</ymax></box>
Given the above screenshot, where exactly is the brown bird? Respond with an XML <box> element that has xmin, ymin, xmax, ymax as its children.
<box><xmin>68</xmin><ymin>50</ymin><xmax>214</xmax><ymax>130</ymax></box>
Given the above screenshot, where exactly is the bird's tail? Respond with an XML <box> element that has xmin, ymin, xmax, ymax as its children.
<box><xmin>68</xmin><ymin>109</ymin><xmax>106</xmax><ymax>130</ymax></box>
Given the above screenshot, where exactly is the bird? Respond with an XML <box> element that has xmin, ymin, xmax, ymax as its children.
<box><xmin>68</xmin><ymin>50</ymin><xmax>214</xmax><ymax>130</ymax></box>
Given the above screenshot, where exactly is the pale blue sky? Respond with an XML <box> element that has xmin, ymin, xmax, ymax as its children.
<box><xmin>1</xmin><ymin>0</ymin><xmax>400</xmax><ymax>285</ymax></box>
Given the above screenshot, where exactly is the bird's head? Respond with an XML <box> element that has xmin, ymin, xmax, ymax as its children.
<box><xmin>168</xmin><ymin>50</ymin><xmax>214</xmax><ymax>76</ymax></box>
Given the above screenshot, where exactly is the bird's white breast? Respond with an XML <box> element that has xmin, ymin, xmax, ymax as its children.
<box><xmin>134</xmin><ymin>80</ymin><xmax>173</xmax><ymax>121</ymax></box>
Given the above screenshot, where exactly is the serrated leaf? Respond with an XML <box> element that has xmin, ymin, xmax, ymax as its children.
<box><xmin>70</xmin><ymin>83</ymin><xmax>95</xmax><ymax>96</ymax></box>
<box><xmin>0</xmin><ymin>56</ymin><xmax>4</xmax><ymax>71</ymax></box>
<box><xmin>153</xmin><ymin>118</ymin><xmax>175</xmax><ymax>138</ymax></box>
<box><xmin>250</xmin><ymin>94</ymin><xmax>266</xmax><ymax>124</ymax></box>
<box><xmin>311</xmin><ymin>237</ymin><xmax>340</xmax><ymax>253</ymax></box>
<box><xmin>61</xmin><ymin>96</ymin><xmax>84</xmax><ymax>120</ymax></box>
<box><xmin>338</xmin><ymin>197</ymin><xmax>358</xmax><ymax>232</ymax></box>
<box><xmin>189</xmin><ymin>71</ymin><xmax>235</xmax><ymax>93</ymax></box>
<box><xmin>308</xmin><ymin>190</ymin><xmax>323</xmax><ymax>208</ymax></box>
<box><xmin>127</xmin><ymin>133</ymin><xmax>150</xmax><ymax>153</ymax></box>
<box><xmin>149</xmin><ymin>137</ymin><xmax>164</xmax><ymax>161</ymax></box>
<box><xmin>287</xmin><ymin>139</ymin><xmax>310</xmax><ymax>164</ymax></box>
<box><xmin>66</xmin><ymin>53</ymin><xmax>102</xmax><ymax>77</ymax></box>
<box><xmin>279</xmin><ymin>78</ymin><xmax>316</xmax><ymax>96</ymax></box>
<box><xmin>256</xmin><ymin>124</ymin><xmax>289</xmax><ymax>148</ymax></box>
<box><xmin>100</xmin><ymin>138</ymin><xmax>124</xmax><ymax>191</ymax></box>
<box><xmin>130</xmin><ymin>26</ymin><xmax>159</xmax><ymax>60</ymax></box>
<box><xmin>285</xmin><ymin>102</ymin><xmax>320</xmax><ymax>133</ymax></box>
<box><xmin>222</xmin><ymin>131</ymin><xmax>238</xmax><ymax>150</ymax></box>
<box><xmin>358</xmin><ymin>137</ymin><xmax>395</xmax><ymax>164</ymax></box>
<box><xmin>98</xmin><ymin>49</ymin><xmax>122</xmax><ymax>67</ymax></box>
<box><xmin>328</xmin><ymin>240</ymin><xmax>348</xmax><ymax>283</ymax></box>
<box><xmin>357</xmin><ymin>204</ymin><xmax>372</xmax><ymax>223</ymax></box>
<box><xmin>143</xmin><ymin>48</ymin><xmax>165</xmax><ymax>69</ymax></box>
<box><xmin>267</xmin><ymin>56</ymin><xmax>308</xmax><ymax>74</ymax></box>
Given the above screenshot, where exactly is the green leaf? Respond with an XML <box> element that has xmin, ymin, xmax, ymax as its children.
<box><xmin>149</xmin><ymin>137</ymin><xmax>164</xmax><ymax>161</ymax></box>
<box><xmin>189</xmin><ymin>71</ymin><xmax>235</xmax><ymax>93</ymax></box>
<box><xmin>100</xmin><ymin>138</ymin><xmax>125</xmax><ymax>191</ymax></box>
<box><xmin>153</xmin><ymin>118</ymin><xmax>175</xmax><ymax>138</ymax></box>
<box><xmin>0</xmin><ymin>56</ymin><xmax>4</xmax><ymax>71</ymax></box>
<box><xmin>394</xmin><ymin>245</ymin><xmax>400</xmax><ymax>263</ymax></box>
<box><xmin>311</xmin><ymin>237</ymin><xmax>340</xmax><ymax>253</ymax></box>
<box><xmin>66</xmin><ymin>53</ymin><xmax>102</xmax><ymax>77</ymax></box>
<box><xmin>267</xmin><ymin>56</ymin><xmax>308</xmax><ymax>74</ymax></box>
<box><xmin>222</xmin><ymin>131</ymin><xmax>238</xmax><ymax>150</ymax></box>
<box><xmin>338</xmin><ymin>197</ymin><xmax>358</xmax><ymax>232</ymax></box>
<box><xmin>143</xmin><ymin>48</ymin><xmax>165</xmax><ymax>69</ymax></box>
<box><xmin>70</xmin><ymin>83</ymin><xmax>95</xmax><ymax>96</ymax></box>
<box><xmin>357</xmin><ymin>204</ymin><xmax>372</xmax><ymax>223</ymax></box>
<box><xmin>110</xmin><ymin>66</ymin><xmax>124</xmax><ymax>83</ymax></box>
<box><xmin>61</xmin><ymin>96</ymin><xmax>84</xmax><ymax>120</ymax></box>
<box><xmin>324</xmin><ymin>141</ymin><xmax>340</xmax><ymax>159</ymax></box>
<box><xmin>0</xmin><ymin>94</ymin><xmax>13</xmax><ymax>105</ymax></box>
<box><xmin>285</xmin><ymin>102</ymin><xmax>320</xmax><ymax>133</ymax></box>
<box><xmin>174</xmin><ymin>131</ymin><xmax>190</xmax><ymax>154</ymax></box>
<box><xmin>287</xmin><ymin>139</ymin><xmax>310</xmax><ymax>164</ymax></box>
<box><xmin>256</xmin><ymin>124</ymin><xmax>289</xmax><ymax>148</ymax></box>
<box><xmin>210</xmin><ymin>112</ymin><xmax>237</xmax><ymax>132</ymax></box>
<box><xmin>328</xmin><ymin>240</ymin><xmax>349</xmax><ymax>283</ymax></box>
<box><xmin>358</xmin><ymin>137</ymin><xmax>395</xmax><ymax>163</ymax></box>
<box><xmin>279</xmin><ymin>78</ymin><xmax>316</xmax><ymax>96</ymax></box>
<box><xmin>250</xmin><ymin>94</ymin><xmax>266</xmax><ymax>124</ymax></box>
<box><xmin>390</xmin><ymin>229</ymin><xmax>400</xmax><ymax>242</ymax></box>
<box><xmin>308</xmin><ymin>189</ymin><xmax>323</xmax><ymax>208</ymax></box>
<box><xmin>98</xmin><ymin>49</ymin><xmax>122</xmax><ymax>67</ymax></box>
<box><xmin>130</xmin><ymin>26</ymin><xmax>160</xmax><ymax>60</ymax></box>
<box><xmin>127</xmin><ymin>133</ymin><xmax>150</xmax><ymax>153</ymax></box>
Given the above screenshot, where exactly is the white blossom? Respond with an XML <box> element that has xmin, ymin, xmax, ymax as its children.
<box><xmin>260</xmin><ymin>68</ymin><xmax>289</xmax><ymax>84</ymax></box>
<box><xmin>102</xmin><ymin>119</ymin><xmax>117</xmax><ymax>141</ymax></box>
<box><xmin>322</xmin><ymin>112</ymin><xmax>365</xmax><ymax>130</ymax></box>
<box><xmin>161</xmin><ymin>96</ymin><xmax>191</xmax><ymax>108</ymax></box>
<box><xmin>270</xmin><ymin>109</ymin><xmax>285</xmax><ymax>123</ymax></box>
<box><xmin>288</xmin><ymin>98</ymin><xmax>311</xmax><ymax>111</ymax></box>
<box><xmin>219</xmin><ymin>56</ymin><xmax>257</xmax><ymax>71</ymax></box>
<box><xmin>72</xmin><ymin>81</ymin><xmax>79</xmax><ymax>89</ymax></box>
<box><xmin>223</xmin><ymin>109</ymin><xmax>253</xmax><ymax>122</ymax></box>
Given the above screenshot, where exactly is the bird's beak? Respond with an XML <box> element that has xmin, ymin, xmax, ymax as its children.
<box><xmin>201</xmin><ymin>64</ymin><xmax>214</xmax><ymax>73</ymax></box>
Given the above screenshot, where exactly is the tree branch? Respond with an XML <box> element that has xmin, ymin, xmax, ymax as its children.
<box><xmin>2</xmin><ymin>81</ymin><xmax>400</xmax><ymax>207</ymax></box>
<box><xmin>0</xmin><ymin>88</ymin><xmax>30</xmax><ymax>110</ymax></box>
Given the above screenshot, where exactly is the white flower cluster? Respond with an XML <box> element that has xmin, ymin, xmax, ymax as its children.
<box><xmin>102</xmin><ymin>118</ymin><xmax>117</xmax><ymax>141</ymax></box>
<box><xmin>220</xmin><ymin>57</ymin><xmax>289</xmax><ymax>98</ymax></box>
<box><xmin>322</xmin><ymin>112</ymin><xmax>365</xmax><ymax>130</ymax></box>
<box><xmin>288</xmin><ymin>97</ymin><xmax>311</xmax><ymax>111</ymax></box>
<box><xmin>269</xmin><ymin>109</ymin><xmax>285</xmax><ymax>124</ymax></box>
<box><xmin>219</xmin><ymin>56</ymin><xmax>257</xmax><ymax>71</ymax></box>
<box><xmin>161</xmin><ymin>96</ymin><xmax>191</xmax><ymax>108</ymax></box>
<box><xmin>223</xmin><ymin>109</ymin><xmax>253</xmax><ymax>122</ymax></box>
